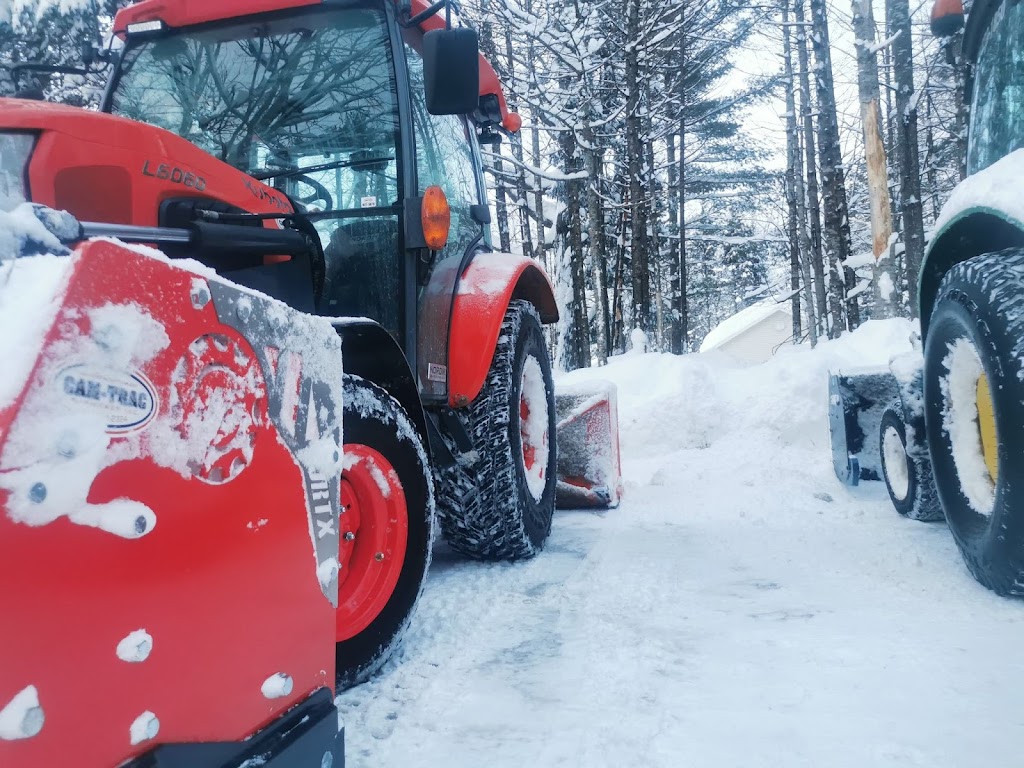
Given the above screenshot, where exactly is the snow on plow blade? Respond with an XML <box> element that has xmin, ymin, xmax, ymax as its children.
<box><xmin>828</xmin><ymin>370</ymin><xmax>900</xmax><ymax>485</ymax></box>
<box><xmin>0</xmin><ymin>239</ymin><xmax>344</xmax><ymax>768</ymax></box>
<box><xmin>554</xmin><ymin>380</ymin><xmax>623</xmax><ymax>508</ymax></box>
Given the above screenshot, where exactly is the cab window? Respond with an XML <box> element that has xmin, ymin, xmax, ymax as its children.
<box><xmin>968</xmin><ymin>0</ymin><xmax>1024</xmax><ymax>174</ymax></box>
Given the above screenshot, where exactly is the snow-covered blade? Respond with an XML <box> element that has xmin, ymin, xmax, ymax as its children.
<box><xmin>553</xmin><ymin>379</ymin><xmax>623</xmax><ymax>509</ymax></box>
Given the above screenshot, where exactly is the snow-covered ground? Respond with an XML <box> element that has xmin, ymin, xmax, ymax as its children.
<box><xmin>337</xmin><ymin>320</ymin><xmax>1024</xmax><ymax>767</ymax></box>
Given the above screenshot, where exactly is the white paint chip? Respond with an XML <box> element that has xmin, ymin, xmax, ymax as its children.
<box><xmin>0</xmin><ymin>685</ymin><xmax>44</xmax><ymax>740</ymax></box>
<box><xmin>129</xmin><ymin>711</ymin><xmax>160</xmax><ymax>745</ymax></box>
<box><xmin>117</xmin><ymin>629</ymin><xmax>153</xmax><ymax>663</ymax></box>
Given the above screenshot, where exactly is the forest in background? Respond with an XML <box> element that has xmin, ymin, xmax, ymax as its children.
<box><xmin>0</xmin><ymin>0</ymin><xmax>971</xmax><ymax>368</ymax></box>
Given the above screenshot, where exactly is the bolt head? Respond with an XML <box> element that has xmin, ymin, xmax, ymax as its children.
<box><xmin>343</xmin><ymin>531</ymin><xmax>355</xmax><ymax>541</ymax></box>
<box><xmin>374</xmin><ymin>552</ymin><xmax>384</xmax><ymax>562</ymax></box>
<box><xmin>28</xmin><ymin>482</ymin><xmax>46</xmax><ymax>504</ymax></box>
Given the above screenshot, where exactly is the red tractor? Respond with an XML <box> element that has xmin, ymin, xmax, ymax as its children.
<box><xmin>0</xmin><ymin>0</ymin><xmax>561</xmax><ymax>764</ymax></box>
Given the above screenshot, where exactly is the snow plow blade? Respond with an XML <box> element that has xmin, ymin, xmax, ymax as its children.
<box><xmin>554</xmin><ymin>380</ymin><xmax>623</xmax><ymax>509</ymax></box>
<box><xmin>0</xmin><ymin>239</ymin><xmax>344</xmax><ymax>768</ymax></box>
<box><xmin>828</xmin><ymin>370</ymin><xmax>900</xmax><ymax>485</ymax></box>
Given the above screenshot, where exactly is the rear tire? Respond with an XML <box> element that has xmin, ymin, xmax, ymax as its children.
<box><xmin>335</xmin><ymin>375</ymin><xmax>433</xmax><ymax>688</ymax></box>
<box><xmin>435</xmin><ymin>300</ymin><xmax>556</xmax><ymax>560</ymax></box>
<box><xmin>879</xmin><ymin>400</ymin><xmax>943</xmax><ymax>522</ymax></box>
<box><xmin>924</xmin><ymin>249</ymin><xmax>1024</xmax><ymax>596</ymax></box>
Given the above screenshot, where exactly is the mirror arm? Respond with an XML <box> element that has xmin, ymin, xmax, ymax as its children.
<box><xmin>400</xmin><ymin>0</ymin><xmax>448</xmax><ymax>28</ymax></box>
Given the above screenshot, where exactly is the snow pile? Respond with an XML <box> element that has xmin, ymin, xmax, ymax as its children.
<box><xmin>129</xmin><ymin>711</ymin><xmax>159</xmax><ymax>746</ymax></box>
<box><xmin>0</xmin><ymin>685</ymin><xmax>44</xmax><ymax>741</ymax></box>
<box><xmin>261</xmin><ymin>672</ymin><xmax>294</xmax><ymax>699</ymax></box>
<box><xmin>0</xmin><ymin>253</ymin><xmax>71</xmax><ymax>411</ymax></box>
<box><xmin>116</xmin><ymin>629</ymin><xmax>153</xmax><ymax>663</ymax></box>
<box><xmin>562</xmin><ymin>319</ymin><xmax>917</xmax><ymax>479</ymax></box>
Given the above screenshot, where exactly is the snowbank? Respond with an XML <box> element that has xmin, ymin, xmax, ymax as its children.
<box><xmin>561</xmin><ymin>319</ymin><xmax>917</xmax><ymax>480</ymax></box>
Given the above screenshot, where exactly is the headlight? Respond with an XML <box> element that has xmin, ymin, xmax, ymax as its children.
<box><xmin>0</xmin><ymin>133</ymin><xmax>34</xmax><ymax>212</ymax></box>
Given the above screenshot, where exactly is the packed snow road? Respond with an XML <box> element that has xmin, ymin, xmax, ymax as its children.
<box><xmin>337</xmin><ymin>320</ymin><xmax>1024</xmax><ymax>767</ymax></box>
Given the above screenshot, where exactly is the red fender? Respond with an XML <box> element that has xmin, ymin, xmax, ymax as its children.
<box><xmin>448</xmin><ymin>253</ymin><xmax>558</xmax><ymax>408</ymax></box>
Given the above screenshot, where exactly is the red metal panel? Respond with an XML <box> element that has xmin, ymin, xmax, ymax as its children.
<box><xmin>447</xmin><ymin>253</ymin><xmax>557</xmax><ymax>407</ymax></box>
<box><xmin>0</xmin><ymin>100</ymin><xmax>293</xmax><ymax>227</ymax></box>
<box><xmin>0</xmin><ymin>241</ymin><xmax>336</xmax><ymax>767</ymax></box>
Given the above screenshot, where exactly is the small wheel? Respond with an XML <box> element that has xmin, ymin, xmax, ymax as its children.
<box><xmin>335</xmin><ymin>375</ymin><xmax>433</xmax><ymax>688</ymax></box>
<box><xmin>878</xmin><ymin>400</ymin><xmax>943</xmax><ymax>521</ymax></box>
<box><xmin>924</xmin><ymin>248</ymin><xmax>1024</xmax><ymax>595</ymax></box>
<box><xmin>435</xmin><ymin>300</ymin><xmax>556</xmax><ymax>560</ymax></box>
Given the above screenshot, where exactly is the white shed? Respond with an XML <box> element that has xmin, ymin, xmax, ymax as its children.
<box><xmin>699</xmin><ymin>299</ymin><xmax>794</xmax><ymax>364</ymax></box>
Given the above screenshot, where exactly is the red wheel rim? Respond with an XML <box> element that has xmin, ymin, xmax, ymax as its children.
<box><xmin>336</xmin><ymin>444</ymin><xmax>409</xmax><ymax>642</ymax></box>
<box><xmin>520</xmin><ymin>394</ymin><xmax>537</xmax><ymax>471</ymax></box>
<box><xmin>518</xmin><ymin>355</ymin><xmax>550</xmax><ymax>501</ymax></box>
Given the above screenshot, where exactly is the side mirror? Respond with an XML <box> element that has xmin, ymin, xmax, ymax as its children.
<box><xmin>422</xmin><ymin>27</ymin><xmax>480</xmax><ymax>116</ymax></box>
<box><xmin>931</xmin><ymin>0</ymin><xmax>965</xmax><ymax>37</ymax></box>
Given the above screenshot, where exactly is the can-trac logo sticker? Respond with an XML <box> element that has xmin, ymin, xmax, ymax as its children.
<box><xmin>57</xmin><ymin>364</ymin><xmax>159</xmax><ymax>434</ymax></box>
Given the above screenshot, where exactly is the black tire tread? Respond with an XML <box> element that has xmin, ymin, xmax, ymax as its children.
<box><xmin>879</xmin><ymin>399</ymin><xmax>944</xmax><ymax>522</ymax></box>
<box><xmin>434</xmin><ymin>300</ymin><xmax>555</xmax><ymax>560</ymax></box>
<box><xmin>926</xmin><ymin>248</ymin><xmax>1024</xmax><ymax>596</ymax></box>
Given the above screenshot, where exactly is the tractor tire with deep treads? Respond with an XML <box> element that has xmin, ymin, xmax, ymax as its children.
<box><xmin>924</xmin><ymin>248</ymin><xmax>1024</xmax><ymax>596</ymax></box>
<box><xmin>878</xmin><ymin>399</ymin><xmax>943</xmax><ymax>522</ymax></box>
<box><xmin>435</xmin><ymin>300</ymin><xmax>556</xmax><ymax>560</ymax></box>
<box><xmin>335</xmin><ymin>375</ymin><xmax>434</xmax><ymax>688</ymax></box>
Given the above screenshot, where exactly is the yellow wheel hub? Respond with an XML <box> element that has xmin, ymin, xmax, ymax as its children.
<box><xmin>976</xmin><ymin>373</ymin><xmax>999</xmax><ymax>483</ymax></box>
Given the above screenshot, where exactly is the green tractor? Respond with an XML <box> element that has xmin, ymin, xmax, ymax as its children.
<box><xmin>830</xmin><ymin>0</ymin><xmax>1024</xmax><ymax>594</ymax></box>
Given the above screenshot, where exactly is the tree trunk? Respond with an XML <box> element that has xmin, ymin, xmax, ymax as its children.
<box><xmin>852</xmin><ymin>0</ymin><xmax>894</xmax><ymax>318</ymax></box>
<box><xmin>585</xmin><ymin>127</ymin><xmax>610</xmax><ymax>365</ymax></box>
<box><xmin>887</xmin><ymin>0</ymin><xmax>925</xmax><ymax>316</ymax></box>
<box><xmin>809</xmin><ymin>0</ymin><xmax>858</xmax><ymax>335</ymax></box>
<box><xmin>795</xmin><ymin>0</ymin><xmax>828</xmax><ymax>337</ymax></box>
<box><xmin>784</xmin><ymin>1</ymin><xmax>817</xmax><ymax>346</ymax></box>
<box><xmin>502</xmin><ymin>27</ymin><xmax>534</xmax><ymax>260</ymax></box>
<box><xmin>625</xmin><ymin>0</ymin><xmax>651</xmax><ymax>334</ymax></box>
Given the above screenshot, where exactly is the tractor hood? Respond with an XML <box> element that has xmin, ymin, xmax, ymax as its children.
<box><xmin>0</xmin><ymin>98</ymin><xmax>292</xmax><ymax>226</ymax></box>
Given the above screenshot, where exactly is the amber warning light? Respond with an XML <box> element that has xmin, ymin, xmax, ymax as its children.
<box><xmin>421</xmin><ymin>186</ymin><xmax>451</xmax><ymax>251</ymax></box>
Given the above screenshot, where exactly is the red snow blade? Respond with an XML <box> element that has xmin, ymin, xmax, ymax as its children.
<box><xmin>554</xmin><ymin>380</ymin><xmax>623</xmax><ymax>509</ymax></box>
<box><xmin>0</xmin><ymin>240</ymin><xmax>343</xmax><ymax>768</ymax></box>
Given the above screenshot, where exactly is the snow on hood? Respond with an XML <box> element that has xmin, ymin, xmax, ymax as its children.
<box><xmin>931</xmin><ymin>148</ymin><xmax>1024</xmax><ymax>237</ymax></box>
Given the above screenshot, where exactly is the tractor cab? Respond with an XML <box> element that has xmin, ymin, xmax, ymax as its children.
<box><xmin>103</xmin><ymin>0</ymin><xmax>517</xmax><ymax>401</ymax></box>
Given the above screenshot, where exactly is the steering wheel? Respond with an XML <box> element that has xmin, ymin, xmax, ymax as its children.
<box><xmin>293</xmin><ymin>175</ymin><xmax>334</xmax><ymax>211</ymax></box>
